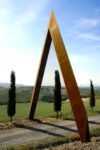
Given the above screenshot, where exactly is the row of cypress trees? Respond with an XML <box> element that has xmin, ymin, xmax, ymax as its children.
<box><xmin>54</xmin><ymin>70</ymin><xmax>96</xmax><ymax>118</ymax></box>
<box><xmin>7</xmin><ymin>70</ymin><xmax>62</xmax><ymax>121</ymax></box>
<box><xmin>7</xmin><ymin>70</ymin><xmax>95</xmax><ymax>122</ymax></box>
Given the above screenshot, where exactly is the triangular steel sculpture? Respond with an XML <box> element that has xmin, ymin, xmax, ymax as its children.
<box><xmin>29</xmin><ymin>11</ymin><xmax>90</xmax><ymax>143</ymax></box>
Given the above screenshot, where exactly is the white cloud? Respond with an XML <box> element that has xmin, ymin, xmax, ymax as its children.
<box><xmin>87</xmin><ymin>44</ymin><xmax>100</xmax><ymax>49</ymax></box>
<box><xmin>0</xmin><ymin>0</ymin><xmax>50</xmax><ymax>48</ymax></box>
<box><xmin>65</xmin><ymin>30</ymin><xmax>100</xmax><ymax>41</ymax></box>
<box><xmin>76</xmin><ymin>32</ymin><xmax>100</xmax><ymax>41</ymax></box>
<box><xmin>75</xmin><ymin>18</ymin><xmax>100</xmax><ymax>28</ymax></box>
<box><xmin>65</xmin><ymin>17</ymin><xmax>100</xmax><ymax>41</ymax></box>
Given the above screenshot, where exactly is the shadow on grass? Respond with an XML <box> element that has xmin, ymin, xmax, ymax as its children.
<box><xmin>37</xmin><ymin>121</ymin><xmax>78</xmax><ymax>133</ymax></box>
<box><xmin>64</xmin><ymin>118</ymin><xmax>75</xmax><ymax>121</ymax></box>
<box><xmin>14</xmin><ymin>118</ymin><xmax>78</xmax><ymax>139</ymax></box>
<box><xmin>88</xmin><ymin>120</ymin><xmax>100</xmax><ymax>125</ymax></box>
<box><xmin>96</xmin><ymin>111</ymin><xmax>100</xmax><ymax>114</ymax></box>
<box><xmin>14</xmin><ymin>123</ymin><xmax>65</xmax><ymax>138</ymax></box>
<box><xmin>62</xmin><ymin>115</ymin><xmax>100</xmax><ymax>126</ymax></box>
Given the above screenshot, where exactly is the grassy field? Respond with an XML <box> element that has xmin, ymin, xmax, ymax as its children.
<box><xmin>0</xmin><ymin>101</ymin><xmax>70</xmax><ymax>122</ymax></box>
<box><xmin>0</xmin><ymin>98</ymin><xmax>100</xmax><ymax>123</ymax></box>
<box><xmin>0</xmin><ymin>86</ymin><xmax>100</xmax><ymax>122</ymax></box>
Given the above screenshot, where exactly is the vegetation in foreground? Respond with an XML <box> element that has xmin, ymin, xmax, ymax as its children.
<box><xmin>4</xmin><ymin>127</ymin><xmax>100</xmax><ymax>150</ymax></box>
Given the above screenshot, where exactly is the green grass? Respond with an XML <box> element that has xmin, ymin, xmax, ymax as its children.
<box><xmin>0</xmin><ymin>98</ymin><xmax>100</xmax><ymax>123</ymax></box>
<box><xmin>83</xmin><ymin>98</ymin><xmax>100</xmax><ymax>116</ymax></box>
<box><xmin>0</xmin><ymin>103</ymin><xmax>30</xmax><ymax>122</ymax></box>
<box><xmin>0</xmin><ymin>101</ymin><xmax>71</xmax><ymax>122</ymax></box>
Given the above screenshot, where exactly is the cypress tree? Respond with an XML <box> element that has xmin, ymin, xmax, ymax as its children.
<box><xmin>7</xmin><ymin>71</ymin><xmax>16</xmax><ymax>123</ymax></box>
<box><xmin>54</xmin><ymin>70</ymin><xmax>61</xmax><ymax>118</ymax></box>
<box><xmin>90</xmin><ymin>80</ymin><xmax>95</xmax><ymax>112</ymax></box>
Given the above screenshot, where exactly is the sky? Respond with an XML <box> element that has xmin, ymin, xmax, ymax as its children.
<box><xmin>0</xmin><ymin>0</ymin><xmax>100</xmax><ymax>86</ymax></box>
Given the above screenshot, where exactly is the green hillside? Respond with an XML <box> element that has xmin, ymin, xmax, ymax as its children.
<box><xmin>0</xmin><ymin>86</ymin><xmax>100</xmax><ymax>105</ymax></box>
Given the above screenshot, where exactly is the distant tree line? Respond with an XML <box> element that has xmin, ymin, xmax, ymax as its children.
<box><xmin>41</xmin><ymin>94</ymin><xmax>67</xmax><ymax>103</ymax></box>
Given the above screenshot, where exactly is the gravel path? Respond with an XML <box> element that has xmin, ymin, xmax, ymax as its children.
<box><xmin>0</xmin><ymin>115</ymin><xmax>100</xmax><ymax>149</ymax></box>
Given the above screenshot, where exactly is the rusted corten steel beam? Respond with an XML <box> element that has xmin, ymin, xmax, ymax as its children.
<box><xmin>29</xmin><ymin>11</ymin><xmax>90</xmax><ymax>143</ymax></box>
<box><xmin>29</xmin><ymin>30</ymin><xmax>51</xmax><ymax>119</ymax></box>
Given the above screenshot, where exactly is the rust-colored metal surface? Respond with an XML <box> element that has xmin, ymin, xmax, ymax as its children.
<box><xmin>29</xmin><ymin>11</ymin><xmax>90</xmax><ymax>143</ymax></box>
<box><xmin>29</xmin><ymin>30</ymin><xmax>51</xmax><ymax>119</ymax></box>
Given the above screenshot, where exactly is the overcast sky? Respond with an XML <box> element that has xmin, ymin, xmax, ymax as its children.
<box><xmin>0</xmin><ymin>0</ymin><xmax>100</xmax><ymax>86</ymax></box>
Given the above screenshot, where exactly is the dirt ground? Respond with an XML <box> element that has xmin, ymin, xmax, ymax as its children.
<box><xmin>44</xmin><ymin>137</ymin><xmax>100</xmax><ymax>150</ymax></box>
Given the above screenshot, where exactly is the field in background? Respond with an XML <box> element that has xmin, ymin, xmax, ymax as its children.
<box><xmin>0</xmin><ymin>85</ymin><xmax>100</xmax><ymax>105</ymax></box>
<box><xmin>0</xmin><ymin>85</ymin><xmax>100</xmax><ymax>122</ymax></box>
